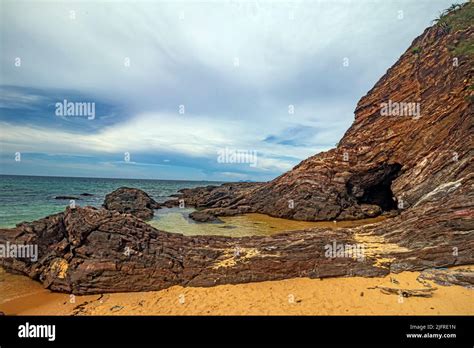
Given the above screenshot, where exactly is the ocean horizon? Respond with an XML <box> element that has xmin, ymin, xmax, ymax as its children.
<box><xmin>0</xmin><ymin>174</ymin><xmax>224</xmax><ymax>228</ymax></box>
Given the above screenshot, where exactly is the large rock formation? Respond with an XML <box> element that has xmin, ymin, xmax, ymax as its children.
<box><xmin>169</xmin><ymin>4</ymin><xmax>473</xmax><ymax>222</ymax></box>
<box><xmin>103</xmin><ymin>187</ymin><xmax>160</xmax><ymax>220</ymax></box>
<box><xmin>165</xmin><ymin>183</ymin><xmax>261</xmax><ymax>209</ymax></box>
<box><xmin>0</xmin><ymin>206</ymin><xmax>388</xmax><ymax>294</ymax></box>
<box><xmin>0</xmin><ymin>4</ymin><xmax>472</xmax><ymax>294</ymax></box>
<box><xmin>0</xmin><ymin>179</ymin><xmax>471</xmax><ymax>294</ymax></box>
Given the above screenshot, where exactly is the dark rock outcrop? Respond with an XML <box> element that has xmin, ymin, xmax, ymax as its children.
<box><xmin>55</xmin><ymin>196</ymin><xmax>80</xmax><ymax>200</ymax></box>
<box><xmin>103</xmin><ymin>187</ymin><xmax>160</xmax><ymax>220</ymax></box>
<box><xmin>165</xmin><ymin>183</ymin><xmax>261</xmax><ymax>208</ymax></box>
<box><xmin>0</xmin><ymin>206</ymin><xmax>387</xmax><ymax>294</ymax></box>
<box><xmin>0</xmin><ymin>180</ymin><xmax>472</xmax><ymax>295</ymax></box>
<box><xmin>189</xmin><ymin>210</ymin><xmax>223</xmax><ymax>223</ymax></box>
<box><xmin>417</xmin><ymin>268</ymin><xmax>474</xmax><ymax>288</ymax></box>
<box><xmin>164</xmin><ymin>182</ymin><xmax>263</xmax><ymax>222</ymax></box>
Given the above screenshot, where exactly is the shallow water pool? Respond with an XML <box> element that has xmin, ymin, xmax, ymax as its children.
<box><xmin>148</xmin><ymin>207</ymin><xmax>386</xmax><ymax>237</ymax></box>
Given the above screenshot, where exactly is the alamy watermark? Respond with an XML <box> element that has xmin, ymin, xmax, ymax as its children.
<box><xmin>380</xmin><ymin>99</ymin><xmax>421</xmax><ymax>118</ymax></box>
<box><xmin>55</xmin><ymin>99</ymin><xmax>95</xmax><ymax>120</ymax></box>
<box><xmin>324</xmin><ymin>241</ymin><xmax>365</xmax><ymax>261</ymax></box>
<box><xmin>18</xmin><ymin>322</ymin><xmax>55</xmax><ymax>342</ymax></box>
<box><xmin>0</xmin><ymin>242</ymin><xmax>38</xmax><ymax>261</ymax></box>
<box><xmin>217</xmin><ymin>147</ymin><xmax>257</xmax><ymax>167</ymax></box>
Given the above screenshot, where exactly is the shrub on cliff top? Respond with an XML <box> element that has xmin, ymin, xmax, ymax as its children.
<box><xmin>434</xmin><ymin>3</ymin><xmax>474</xmax><ymax>58</ymax></box>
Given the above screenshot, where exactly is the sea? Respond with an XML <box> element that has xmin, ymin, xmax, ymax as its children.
<box><xmin>0</xmin><ymin>175</ymin><xmax>221</xmax><ymax>228</ymax></box>
<box><xmin>0</xmin><ymin>174</ymin><xmax>382</xmax><ymax>237</ymax></box>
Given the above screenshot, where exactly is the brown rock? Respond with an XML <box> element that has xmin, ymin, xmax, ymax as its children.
<box><xmin>164</xmin><ymin>183</ymin><xmax>262</xmax><ymax>210</ymax></box>
<box><xmin>0</xmin><ymin>206</ymin><xmax>390</xmax><ymax>294</ymax></box>
<box><xmin>417</xmin><ymin>268</ymin><xmax>474</xmax><ymax>288</ymax></box>
<box><xmin>103</xmin><ymin>187</ymin><xmax>160</xmax><ymax>220</ymax></box>
<box><xmin>168</xmin><ymin>6</ymin><xmax>473</xmax><ymax>223</ymax></box>
<box><xmin>189</xmin><ymin>210</ymin><xmax>223</xmax><ymax>223</ymax></box>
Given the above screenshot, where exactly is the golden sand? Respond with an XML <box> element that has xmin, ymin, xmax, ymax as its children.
<box><xmin>1</xmin><ymin>266</ymin><xmax>473</xmax><ymax>316</ymax></box>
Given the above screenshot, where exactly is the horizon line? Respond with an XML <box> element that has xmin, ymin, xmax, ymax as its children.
<box><xmin>0</xmin><ymin>173</ymin><xmax>237</xmax><ymax>183</ymax></box>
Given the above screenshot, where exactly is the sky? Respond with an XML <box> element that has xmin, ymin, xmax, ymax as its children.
<box><xmin>0</xmin><ymin>0</ymin><xmax>460</xmax><ymax>181</ymax></box>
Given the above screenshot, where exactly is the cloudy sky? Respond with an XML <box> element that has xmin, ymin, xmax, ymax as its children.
<box><xmin>0</xmin><ymin>0</ymin><xmax>459</xmax><ymax>181</ymax></box>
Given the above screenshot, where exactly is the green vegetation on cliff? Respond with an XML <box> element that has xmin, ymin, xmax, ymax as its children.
<box><xmin>435</xmin><ymin>2</ymin><xmax>474</xmax><ymax>57</ymax></box>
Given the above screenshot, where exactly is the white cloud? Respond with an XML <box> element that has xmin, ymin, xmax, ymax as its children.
<box><xmin>1</xmin><ymin>1</ymin><xmax>454</xmax><ymax>100</ymax></box>
<box><xmin>0</xmin><ymin>0</ymin><xmax>458</xmax><ymax>180</ymax></box>
<box><xmin>0</xmin><ymin>109</ymin><xmax>312</xmax><ymax>172</ymax></box>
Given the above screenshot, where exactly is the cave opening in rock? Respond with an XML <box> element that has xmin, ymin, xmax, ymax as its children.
<box><xmin>346</xmin><ymin>163</ymin><xmax>402</xmax><ymax>211</ymax></box>
<box><xmin>356</xmin><ymin>178</ymin><xmax>398</xmax><ymax>210</ymax></box>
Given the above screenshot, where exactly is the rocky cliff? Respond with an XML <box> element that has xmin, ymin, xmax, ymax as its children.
<box><xmin>170</xmin><ymin>3</ymin><xmax>473</xmax><ymax>222</ymax></box>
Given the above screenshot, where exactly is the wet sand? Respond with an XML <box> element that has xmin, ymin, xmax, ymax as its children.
<box><xmin>0</xmin><ymin>268</ymin><xmax>98</xmax><ymax>315</ymax></box>
<box><xmin>1</xmin><ymin>266</ymin><xmax>473</xmax><ymax>316</ymax></box>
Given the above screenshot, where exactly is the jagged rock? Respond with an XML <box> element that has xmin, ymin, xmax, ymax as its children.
<box><xmin>169</xmin><ymin>5</ymin><xmax>473</xmax><ymax>222</ymax></box>
<box><xmin>0</xmin><ymin>187</ymin><xmax>472</xmax><ymax>295</ymax></box>
<box><xmin>357</xmin><ymin>175</ymin><xmax>474</xmax><ymax>273</ymax></box>
<box><xmin>189</xmin><ymin>210</ymin><xmax>223</xmax><ymax>223</ymax></box>
<box><xmin>0</xmin><ymin>206</ymin><xmax>388</xmax><ymax>294</ymax></box>
<box><xmin>164</xmin><ymin>183</ymin><xmax>262</xmax><ymax>221</ymax></box>
<box><xmin>165</xmin><ymin>183</ymin><xmax>261</xmax><ymax>208</ymax></box>
<box><xmin>103</xmin><ymin>187</ymin><xmax>160</xmax><ymax>220</ymax></box>
<box><xmin>359</xmin><ymin>204</ymin><xmax>382</xmax><ymax>218</ymax></box>
<box><xmin>417</xmin><ymin>268</ymin><xmax>474</xmax><ymax>288</ymax></box>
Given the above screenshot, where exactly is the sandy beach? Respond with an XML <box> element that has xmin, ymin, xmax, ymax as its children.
<box><xmin>1</xmin><ymin>266</ymin><xmax>472</xmax><ymax>316</ymax></box>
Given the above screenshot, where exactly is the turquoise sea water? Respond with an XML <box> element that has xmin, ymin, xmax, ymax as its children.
<box><xmin>0</xmin><ymin>175</ymin><xmax>222</xmax><ymax>228</ymax></box>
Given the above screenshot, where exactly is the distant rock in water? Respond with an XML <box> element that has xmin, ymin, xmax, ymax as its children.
<box><xmin>55</xmin><ymin>196</ymin><xmax>80</xmax><ymax>200</ymax></box>
<box><xmin>80</xmin><ymin>193</ymin><xmax>94</xmax><ymax>196</ymax></box>
<box><xmin>103</xmin><ymin>187</ymin><xmax>161</xmax><ymax>220</ymax></box>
